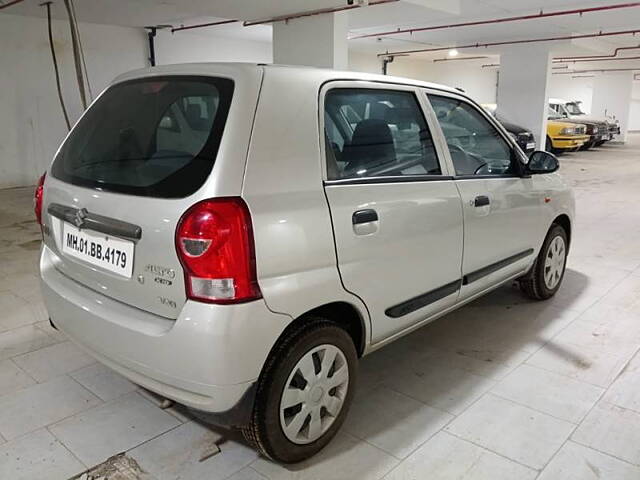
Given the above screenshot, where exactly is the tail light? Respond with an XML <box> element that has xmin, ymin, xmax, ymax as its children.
<box><xmin>34</xmin><ymin>172</ymin><xmax>46</xmax><ymax>228</ymax></box>
<box><xmin>175</xmin><ymin>197</ymin><xmax>261</xmax><ymax>304</ymax></box>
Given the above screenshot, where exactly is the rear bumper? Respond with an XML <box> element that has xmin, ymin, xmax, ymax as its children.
<box><xmin>40</xmin><ymin>245</ymin><xmax>290</xmax><ymax>423</ymax></box>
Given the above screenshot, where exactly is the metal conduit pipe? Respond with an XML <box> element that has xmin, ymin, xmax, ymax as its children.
<box><xmin>432</xmin><ymin>56</ymin><xmax>489</xmax><ymax>62</ymax></box>
<box><xmin>63</xmin><ymin>0</ymin><xmax>87</xmax><ymax>110</ymax></box>
<box><xmin>0</xmin><ymin>0</ymin><xmax>26</xmax><ymax>10</ymax></box>
<box><xmin>554</xmin><ymin>44</ymin><xmax>640</xmax><ymax>61</ymax></box>
<box><xmin>146</xmin><ymin>27</ymin><xmax>157</xmax><ymax>66</ymax></box>
<box><xmin>553</xmin><ymin>67</ymin><xmax>640</xmax><ymax>74</ymax></box>
<box><xmin>351</xmin><ymin>2</ymin><xmax>640</xmax><ymax>40</ymax></box>
<box><xmin>171</xmin><ymin>0</ymin><xmax>398</xmax><ymax>33</ymax></box>
<box><xmin>171</xmin><ymin>19</ymin><xmax>238</xmax><ymax>33</ymax></box>
<box><xmin>555</xmin><ymin>56</ymin><xmax>640</xmax><ymax>63</ymax></box>
<box><xmin>42</xmin><ymin>1</ymin><xmax>71</xmax><ymax>130</ymax></box>
<box><xmin>243</xmin><ymin>0</ymin><xmax>398</xmax><ymax>27</ymax></box>
<box><xmin>483</xmin><ymin>57</ymin><xmax>640</xmax><ymax>70</ymax></box>
<box><xmin>378</xmin><ymin>29</ymin><xmax>640</xmax><ymax>57</ymax></box>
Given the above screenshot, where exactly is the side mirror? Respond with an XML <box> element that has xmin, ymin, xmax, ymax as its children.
<box><xmin>527</xmin><ymin>150</ymin><xmax>559</xmax><ymax>174</ymax></box>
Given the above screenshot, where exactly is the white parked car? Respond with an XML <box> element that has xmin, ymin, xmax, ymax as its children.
<box><xmin>37</xmin><ymin>63</ymin><xmax>574</xmax><ymax>463</ymax></box>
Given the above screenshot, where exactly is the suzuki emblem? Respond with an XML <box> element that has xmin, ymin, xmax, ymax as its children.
<box><xmin>74</xmin><ymin>208</ymin><xmax>88</xmax><ymax>228</ymax></box>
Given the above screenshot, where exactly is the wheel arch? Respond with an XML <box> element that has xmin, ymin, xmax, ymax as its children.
<box><xmin>552</xmin><ymin>213</ymin><xmax>571</xmax><ymax>248</ymax></box>
<box><xmin>269</xmin><ymin>301</ymin><xmax>367</xmax><ymax>359</ymax></box>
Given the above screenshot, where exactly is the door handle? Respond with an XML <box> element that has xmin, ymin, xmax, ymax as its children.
<box><xmin>474</xmin><ymin>195</ymin><xmax>490</xmax><ymax>207</ymax></box>
<box><xmin>352</xmin><ymin>209</ymin><xmax>378</xmax><ymax>225</ymax></box>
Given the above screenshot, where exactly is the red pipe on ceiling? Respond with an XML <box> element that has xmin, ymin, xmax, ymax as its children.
<box><xmin>0</xmin><ymin>0</ymin><xmax>26</xmax><ymax>10</ymax></box>
<box><xmin>553</xmin><ymin>67</ymin><xmax>640</xmax><ymax>74</ymax></box>
<box><xmin>171</xmin><ymin>19</ymin><xmax>238</xmax><ymax>33</ymax></box>
<box><xmin>171</xmin><ymin>0</ymin><xmax>397</xmax><ymax>33</ymax></box>
<box><xmin>554</xmin><ymin>44</ymin><xmax>640</xmax><ymax>61</ymax></box>
<box><xmin>351</xmin><ymin>2</ymin><xmax>640</xmax><ymax>40</ymax></box>
<box><xmin>378</xmin><ymin>29</ymin><xmax>640</xmax><ymax>56</ymax></box>
<box><xmin>432</xmin><ymin>56</ymin><xmax>489</xmax><ymax>62</ymax></box>
<box><xmin>243</xmin><ymin>0</ymin><xmax>398</xmax><ymax>27</ymax></box>
<box><xmin>555</xmin><ymin>55</ymin><xmax>640</xmax><ymax>63</ymax></box>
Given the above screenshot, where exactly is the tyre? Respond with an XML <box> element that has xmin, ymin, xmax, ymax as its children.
<box><xmin>520</xmin><ymin>224</ymin><xmax>568</xmax><ymax>300</ymax></box>
<box><xmin>545</xmin><ymin>136</ymin><xmax>563</xmax><ymax>155</ymax></box>
<box><xmin>242</xmin><ymin>318</ymin><xmax>357</xmax><ymax>463</ymax></box>
<box><xmin>545</xmin><ymin>136</ymin><xmax>554</xmax><ymax>153</ymax></box>
<box><xmin>580</xmin><ymin>141</ymin><xmax>594</xmax><ymax>151</ymax></box>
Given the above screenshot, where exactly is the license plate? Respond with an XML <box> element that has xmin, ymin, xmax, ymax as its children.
<box><xmin>62</xmin><ymin>223</ymin><xmax>134</xmax><ymax>278</ymax></box>
<box><xmin>526</xmin><ymin>142</ymin><xmax>536</xmax><ymax>150</ymax></box>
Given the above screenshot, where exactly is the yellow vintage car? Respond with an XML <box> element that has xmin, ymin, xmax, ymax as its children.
<box><xmin>546</xmin><ymin>108</ymin><xmax>589</xmax><ymax>154</ymax></box>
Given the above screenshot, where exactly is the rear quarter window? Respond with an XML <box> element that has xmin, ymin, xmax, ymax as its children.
<box><xmin>51</xmin><ymin>76</ymin><xmax>234</xmax><ymax>198</ymax></box>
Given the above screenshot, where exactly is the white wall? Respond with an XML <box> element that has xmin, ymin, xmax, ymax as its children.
<box><xmin>592</xmin><ymin>72</ymin><xmax>634</xmax><ymax>142</ymax></box>
<box><xmin>347</xmin><ymin>51</ymin><xmax>498</xmax><ymax>103</ymax></box>
<box><xmin>273</xmin><ymin>12</ymin><xmax>347</xmax><ymax>69</ymax></box>
<box><xmin>349</xmin><ymin>51</ymin><xmax>382</xmax><ymax>74</ymax></box>
<box><xmin>0</xmin><ymin>14</ymin><xmax>274</xmax><ymax>189</ymax></box>
<box><xmin>630</xmin><ymin>81</ymin><xmax>640</xmax><ymax>132</ymax></box>
<box><xmin>7</xmin><ymin>13</ymin><xmax>631</xmax><ymax>189</ymax></box>
<box><xmin>497</xmin><ymin>45</ymin><xmax>551</xmax><ymax>149</ymax></box>
<box><xmin>387</xmin><ymin>56</ymin><xmax>499</xmax><ymax>104</ymax></box>
<box><xmin>154</xmin><ymin>30</ymin><xmax>272</xmax><ymax>65</ymax></box>
<box><xmin>548</xmin><ymin>74</ymin><xmax>594</xmax><ymax>114</ymax></box>
<box><xmin>0</xmin><ymin>13</ymin><xmax>147</xmax><ymax>189</ymax></box>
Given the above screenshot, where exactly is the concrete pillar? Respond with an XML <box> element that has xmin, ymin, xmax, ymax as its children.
<box><xmin>272</xmin><ymin>12</ymin><xmax>348</xmax><ymax>70</ymax></box>
<box><xmin>497</xmin><ymin>44</ymin><xmax>552</xmax><ymax>150</ymax></box>
<box><xmin>591</xmin><ymin>72</ymin><xmax>634</xmax><ymax>143</ymax></box>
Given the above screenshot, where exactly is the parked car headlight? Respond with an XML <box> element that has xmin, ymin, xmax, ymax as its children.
<box><xmin>560</xmin><ymin>127</ymin><xmax>576</xmax><ymax>135</ymax></box>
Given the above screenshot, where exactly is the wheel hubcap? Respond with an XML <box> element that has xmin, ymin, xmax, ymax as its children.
<box><xmin>544</xmin><ymin>235</ymin><xmax>566</xmax><ymax>290</ymax></box>
<box><xmin>279</xmin><ymin>344</ymin><xmax>349</xmax><ymax>445</ymax></box>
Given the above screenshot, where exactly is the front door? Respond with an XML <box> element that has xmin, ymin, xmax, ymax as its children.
<box><xmin>426</xmin><ymin>92</ymin><xmax>542</xmax><ymax>298</ymax></box>
<box><xmin>322</xmin><ymin>83</ymin><xmax>464</xmax><ymax>344</ymax></box>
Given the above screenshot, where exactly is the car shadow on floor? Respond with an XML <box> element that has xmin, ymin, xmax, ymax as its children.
<box><xmin>172</xmin><ymin>269</ymin><xmax>590</xmax><ymax>471</ymax></box>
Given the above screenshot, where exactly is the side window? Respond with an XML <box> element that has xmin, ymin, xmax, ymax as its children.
<box><xmin>557</xmin><ymin>104</ymin><xmax>570</xmax><ymax>117</ymax></box>
<box><xmin>428</xmin><ymin>94</ymin><xmax>515</xmax><ymax>177</ymax></box>
<box><xmin>324</xmin><ymin>88</ymin><xmax>441</xmax><ymax>180</ymax></box>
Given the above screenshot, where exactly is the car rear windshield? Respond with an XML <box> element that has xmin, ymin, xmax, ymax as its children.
<box><xmin>51</xmin><ymin>76</ymin><xmax>234</xmax><ymax>198</ymax></box>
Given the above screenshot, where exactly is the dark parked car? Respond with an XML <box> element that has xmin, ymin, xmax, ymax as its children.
<box><xmin>482</xmin><ymin>104</ymin><xmax>536</xmax><ymax>155</ymax></box>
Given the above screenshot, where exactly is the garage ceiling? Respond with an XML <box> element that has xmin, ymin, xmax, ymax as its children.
<box><xmin>2</xmin><ymin>0</ymin><xmax>640</xmax><ymax>66</ymax></box>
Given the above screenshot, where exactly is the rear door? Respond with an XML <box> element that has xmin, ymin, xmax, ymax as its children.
<box><xmin>321</xmin><ymin>82</ymin><xmax>464</xmax><ymax>344</ymax></box>
<box><xmin>42</xmin><ymin>75</ymin><xmax>237</xmax><ymax>318</ymax></box>
<box><xmin>425</xmin><ymin>91</ymin><xmax>542</xmax><ymax>298</ymax></box>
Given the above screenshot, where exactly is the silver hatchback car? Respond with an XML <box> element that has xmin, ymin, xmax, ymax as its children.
<box><xmin>38</xmin><ymin>63</ymin><xmax>573</xmax><ymax>463</ymax></box>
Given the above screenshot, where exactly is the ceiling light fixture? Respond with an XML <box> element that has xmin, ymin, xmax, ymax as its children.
<box><xmin>448</xmin><ymin>49</ymin><xmax>459</xmax><ymax>57</ymax></box>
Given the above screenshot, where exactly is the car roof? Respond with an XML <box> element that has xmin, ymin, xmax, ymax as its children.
<box><xmin>111</xmin><ymin>62</ymin><xmax>463</xmax><ymax>97</ymax></box>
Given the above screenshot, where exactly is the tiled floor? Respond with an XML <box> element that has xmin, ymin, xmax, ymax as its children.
<box><xmin>1</xmin><ymin>136</ymin><xmax>640</xmax><ymax>479</ymax></box>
